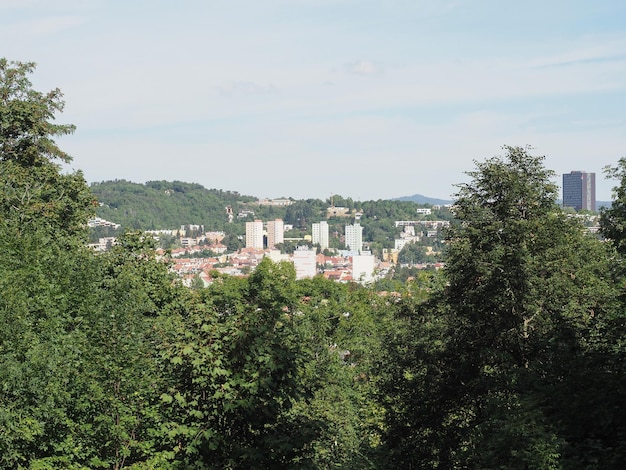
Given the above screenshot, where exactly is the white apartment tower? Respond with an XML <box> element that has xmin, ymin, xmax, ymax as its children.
<box><xmin>312</xmin><ymin>221</ymin><xmax>329</xmax><ymax>249</ymax></box>
<box><xmin>345</xmin><ymin>223</ymin><xmax>363</xmax><ymax>253</ymax></box>
<box><xmin>266</xmin><ymin>219</ymin><xmax>284</xmax><ymax>249</ymax></box>
<box><xmin>245</xmin><ymin>219</ymin><xmax>264</xmax><ymax>249</ymax></box>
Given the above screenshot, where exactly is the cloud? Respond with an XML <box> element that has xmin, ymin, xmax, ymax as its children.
<box><xmin>218</xmin><ymin>81</ymin><xmax>278</xmax><ymax>97</ymax></box>
<box><xmin>345</xmin><ymin>60</ymin><xmax>384</xmax><ymax>76</ymax></box>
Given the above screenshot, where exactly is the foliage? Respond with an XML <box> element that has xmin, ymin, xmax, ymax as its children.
<box><xmin>601</xmin><ymin>157</ymin><xmax>626</xmax><ymax>259</ymax></box>
<box><xmin>290</xmin><ymin>277</ymin><xmax>390</xmax><ymax>468</ymax></box>
<box><xmin>377</xmin><ymin>146</ymin><xmax>626</xmax><ymax>468</ymax></box>
<box><xmin>152</xmin><ymin>258</ymin><xmax>315</xmax><ymax>468</ymax></box>
<box><xmin>0</xmin><ymin>59</ymin><xmax>95</xmax><ymax>241</ymax></box>
<box><xmin>0</xmin><ymin>59</ymin><xmax>75</xmax><ymax>165</ymax></box>
<box><xmin>92</xmin><ymin>180</ymin><xmax>255</xmax><ymax>231</ymax></box>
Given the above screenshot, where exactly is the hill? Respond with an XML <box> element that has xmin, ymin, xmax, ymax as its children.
<box><xmin>91</xmin><ymin>180</ymin><xmax>258</xmax><ymax>231</ymax></box>
<box><xmin>392</xmin><ymin>194</ymin><xmax>454</xmax><ymax>205</ymax></box>
<box><xmin>90</xmin><ymin>180</ymin><xmax>451</xmax><ymax>234</ymax></box>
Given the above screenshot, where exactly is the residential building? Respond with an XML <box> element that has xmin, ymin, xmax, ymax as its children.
<box><xmin>312</xmin><ymin>221</ymin><xmax>329</xmax><ymax>249</ymax></box>
<box><xmin>563</xmin><ymin>171</ymin><xmax>596</xmax><ymax>211</ymax></box>
<box><xmin>266</xmin><ymin>219</ymin><xmax>284</xmax><ymax>249</ymax></box>
<box><xmin>352</xmin><ymin>253</ymin><xmax>375</xmax><ymax>283</ymax></box>
<box><xmin>345</xmin><ymin>223</ymin><xmax>363</xmax><ymax>252</ymax></box>
<box><xmin>395</xmin><ymin>237</ymin><xmax>420</xmax><ymax>251</ymax></box>
<box><xmin>257</xmin><ymin>198</ymin><xmax>293</xmax><ymax>206</ymax></box>
<box><xmin>245</xmin><ymin>219</ymin><xmax>264</xmax><ymax>249</ymax></box>
<box><xmin>293</xmin><ymin>246</ymin><xmax>317</xmax><ymax>279</ymax></box>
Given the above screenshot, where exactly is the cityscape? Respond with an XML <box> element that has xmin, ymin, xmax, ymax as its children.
<box><xmin>88</xmin><ymin>170</ymin><xmax>600</xmax><ymax>288</ymax></box>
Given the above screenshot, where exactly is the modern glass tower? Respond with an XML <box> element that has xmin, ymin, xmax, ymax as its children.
<box><xmin>562</xmin><ymin>171</ymin><xmax>596</xmax><ymax>212</ymax></box>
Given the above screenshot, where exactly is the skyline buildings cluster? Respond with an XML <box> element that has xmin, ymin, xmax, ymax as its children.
<box><xmin>245</xmin><ymin>218</ymin><xmax>368</xmax><ymax>253</ymax></box>
<box><xmin>245</xmin><ymin>219</ymin><xmax>286</xmax><ymax>250</ymax></box>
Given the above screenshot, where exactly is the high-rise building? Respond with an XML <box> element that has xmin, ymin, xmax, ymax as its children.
<box><xmin>312</xmin><ymin>221</ymin><xmax>329</xmax><ymax>249</ymax></box>
<box><xmin>245</xmin><ymin>219</ymin><xmax>264</xmax><ymax>249</ymax></box>
<box><xmin>266</xmin><ymin>219</ymin><xmax>284</xmax><ymax>249</ymax></box>
<box><xmin>345</xmin><ymin>223</ymin><xmax>363</xmax><ymax>252</ymax></box>
<box><xmin>563</xmin><ymin>171</ymin><xmax>596</xmax><ymax>212</ymax></box>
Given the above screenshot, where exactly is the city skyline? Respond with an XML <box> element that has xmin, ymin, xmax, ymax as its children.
<box><xmin>3</xmin><ymin>1</ymin><xmax>625</xmax><ymax>202</ymax></box>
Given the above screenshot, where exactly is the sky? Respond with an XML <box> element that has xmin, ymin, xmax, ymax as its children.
<box><xmin>2</xmin><ymin>0</ymin><xmax>626</xmax><ymax>202</ymax></box>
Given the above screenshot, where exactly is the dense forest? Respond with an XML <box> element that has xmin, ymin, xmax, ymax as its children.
<box><xmin>2</xmin><ymin>58</ymin><xmax>626</xmax><ymax>469</ymax></box>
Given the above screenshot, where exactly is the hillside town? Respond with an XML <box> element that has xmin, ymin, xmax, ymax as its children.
<box><xmin>88</xmin><ymin>182</ymin><xmax>604</xmax><ymax>288</ymax></box>
<box><xmin>88</xmin><ymin>200</ymin><xmax>451</xmax><ymax>286</ymax></box>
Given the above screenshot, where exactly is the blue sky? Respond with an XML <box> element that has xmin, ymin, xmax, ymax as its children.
<box><xmin>3</xmin><ymin>0</ymin><xmax>626</xmax><ymax>201</ymax></box>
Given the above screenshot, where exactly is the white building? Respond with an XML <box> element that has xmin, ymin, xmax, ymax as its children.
<box><xmin>394</xmin><ymin>237</ymin><xmax>421</xmax><ymax>251</ymax></box>
<box><xmin>352</xmin><ymin>253</ymin><xmax>375</xmax><ymax>283</ymax></box>
<box><xmin>345</xmin><ymin>223</ymin><xmax>363</xmax><ymax>253</ymax></box>
<box><xmin>266</xmin><ymin>219</ymin><xmax>284</xmax><ymax>249</ymax></box>
<box><xmin>266</xmin><ymin>250</ymin><xmax>290</xmax><ymax>263</ymax></box>
<box><xmin>245</xmin><ymin>219</ymin><xmax>264</xmax><ymax>249</ymax></box>
<box><xmin>312</xmin><ymin>221</ymin><xmax>329</xmax><ymax>249</ymax></box>
<box><xmin>292</xmin><ymin>246</ymin><xmax>317</xmax><ymax>279</ymax></box>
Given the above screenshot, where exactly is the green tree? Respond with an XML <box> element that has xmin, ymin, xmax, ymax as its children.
<box><xmin>378</xmin><ymin>146</ymin><xmax>622</xmax><ymax>468</ymax></box>
<box><xmin>0</xmin><ymin>58</ymin><xmax>94</xmax><ymax>241</ymax></box>
<box><xmin>152</xmin><ymin>258</ymin><xmax>311</xmax><ymax>468</ymax></box>
<box><xmin>289</xmin><ymin>276</ymin><xmax>388</xmax><ymax>468</ymax></box>
<box><xmin>601</xmin><ymin>158</ymin><xmax>626</xmax><ymax>258</ymax></box>
<box><xmin>0</xmin><ymin>59</ymin><xmax>74</xmax><ymax>165</ymax></box>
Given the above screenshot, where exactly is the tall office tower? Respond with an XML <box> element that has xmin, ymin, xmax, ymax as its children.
<box><xmin>563</xmin><ymin>171</ymin><xmax>596</xmax><ymax>211</ymax></box>
<box><xmin>245</xmin><ymin>219</ymin><xmax>264</xmax><ymax>249</ymax></box>
<box><xmin>345</xmin><ymin>223</ymin><xmax>363</xmax><ymax>252</ymax></box>
<box><xmin>266</xmin><ymin>219</ymin><xmax>284</xmax><ymax>249</ymax></box>
<box><xmin>312</xmin><ymin>221</ymin><xmax>329</xmax><ymax>249</ymax></box>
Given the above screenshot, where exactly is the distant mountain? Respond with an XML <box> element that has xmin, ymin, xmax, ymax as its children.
<box><xmin>392</xmin><ymin>194</ymin><xmax>454</xmax><ymax>205</ymax></box>
<box><xmin>395</xmin><ymin>194</ymin><xmax>613</xmax><ymax>210</ymax></box>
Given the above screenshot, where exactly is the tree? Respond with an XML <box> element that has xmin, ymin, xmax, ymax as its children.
<box><xmin>0</xmin><ymin>59</ymin><xmax>75</xmax><ymax>165</ymax></box>
<box><xmin>601</xmin><ymin>158</ymin><xmax>626</xmax><ymax>258</ymax></box>
<box><xmin>397</xmin><ymin>242</ymin><xmax>429</xmax><ymax>265</ymax></box>
<box><xmin>0</xmin><ymin>59</ymin><xmax>94</xmax><ymax>241</ymax></box>
<box><xmin>378</xmin><ymin>146</ymin><xmax>622</xmax><ymax>468</ymax></box>
<box><xmin>152</xmin><ymin>258</ymin><xmax>312</xmax><ymax>468</ymax></box>
<box><xmin>222</xmin><ymin>232</ymin><xmax>243</xmax><ymax>252</ymax></box>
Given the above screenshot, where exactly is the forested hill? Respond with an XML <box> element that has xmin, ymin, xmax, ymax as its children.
<box><xmin>90</xmin><ymin>179</ymin><xmax>442</xmax><ymax>231</ymax></box>
<box><xmin>91</xmin><ymin>180</ymin><xmax>258</xmax><ymax>230</ymax></box>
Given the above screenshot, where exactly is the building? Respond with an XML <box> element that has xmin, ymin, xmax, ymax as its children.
<box><xmin>312</xmin><ymin>221</ymin><xmax>329</xmax><ymax>249</ymax></box>
<box><xmin>345</xmin><ymin>223</ymin><xmax>363</xmax><ymax>253</ymax></box>
<box><xmin>292</xmin><ymin>246</ymin><xmax>317</xmax><ymax>279</ymax></box>
<box><xmin>245</xmin><ymin>219</ymin><xmax>264</xmax><ymax>249</ymax></box>
<box><xmin>563</xmin><ymin>171</ymin><xmax>596</xmax><ymax>211</ymax></box>
<box><xmin>266</xmin><ymin>219</ymin><xmax>284</xmax><ymax>249</ymax></box>
<box><xmin>352</xmin><ymin>253</ymin><xmax>375</xmax><ymax>283</ymax></box>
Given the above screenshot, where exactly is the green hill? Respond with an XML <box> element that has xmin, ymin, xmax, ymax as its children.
<box><xmin>91</xmin><ymin>180</ymin><xmax>259</xmax><ymax>231</ymax></box>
